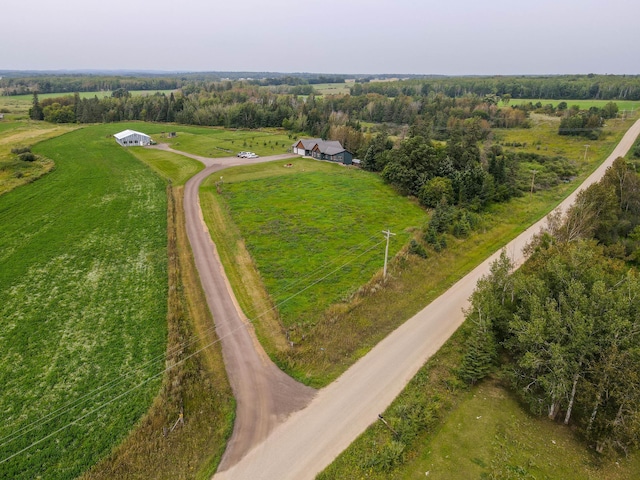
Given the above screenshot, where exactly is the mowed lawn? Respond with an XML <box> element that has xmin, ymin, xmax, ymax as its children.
<box><xmin>0</xmin><ymin>125</ymin><xmax>168</xmax><ymax>479</ymax></box>
<box><xmin>159</xmin><ymin>126</ymin><xmax>292</xmax><ymax>158</ymax></box>
<box><xmin>204</xmin><ymin>158</ymin><xmax>428</xmax><ymax>327</ymax></box>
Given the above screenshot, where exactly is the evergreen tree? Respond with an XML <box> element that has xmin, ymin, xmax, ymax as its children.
<box><xmin>29</xmin><ymin>92</ymin><xmax>44</xmax><ymax>120</ymax></box>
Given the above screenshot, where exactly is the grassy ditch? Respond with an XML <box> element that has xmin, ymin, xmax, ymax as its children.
<box><xmin>0</xmin><ymin>126</ymin><xmax>168</xmax><ymax>479</ymax></box>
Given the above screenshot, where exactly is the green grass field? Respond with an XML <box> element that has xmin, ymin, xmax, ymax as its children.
<box><xmin>0</xmin><ymin>120</ymin><xmax>78</xmax><ymax>194</ymax></box>
<box><xmin>313</xmin><ymin>83</ymin><xmax>352</xmax><ymax>96</ymax></box>
<box><xmin>131</xmin><ymin>146</ymin><xmax>204</xmax><ymax>186</ymax></box>
<box><xmin>510</xmin><ymin>98</ymin><xmax>640</xmax><ymax>113</ymax></box>
<box><xmin>160</xmin><ymin>125</ymin><xmax>292</xmax><ymax>157</ymax></box>
<box><xmin>0</xmin><ymin>124</ymin><xmax>169</xmax><ymax>479</ymax></box>
<box><xmin>202</xmin><ymin>158</ymin><xmax>427</xmax><ymax>327</ymax></box>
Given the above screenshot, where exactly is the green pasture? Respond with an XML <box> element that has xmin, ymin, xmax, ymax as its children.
<box><xmin>510</xmin><ymin>98</ymin><xmax>640</xmax><ymax>112</ymax></box>
<box><xmin>131</xmin><ymin>147</ymin><xmax>204</xmax><ymax>186</ymax></box>
<box><xmin>0</xmin><ymin>90</ymin><xmax>176</xmax><ymax>114</ymax></box>
<box><xmin>202</xmin><ymin>158</ymin><xmax>427</xmax><ymax>327</ymax></box>
<box><xmin>313</xmin><ymin>83</ymin><xmax>352</xmax><ymax>96</ymax></box>
<box><xmin>159</xmin><ymin>126</ymin><xmax>292</xmax><ymax>157</ymax></box>
<box><xmin>0</xmin><ymin>124</ymin><xmax>168</xmax><ymax>479</ymax></box>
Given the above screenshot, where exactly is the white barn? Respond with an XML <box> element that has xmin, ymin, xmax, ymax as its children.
<box><xmin>114</xmin><ymin>129</ymin><xmax>151</xmax><ymax>147</ymax></box>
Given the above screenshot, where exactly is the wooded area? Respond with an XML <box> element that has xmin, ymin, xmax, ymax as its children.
<box><xmin>461</xmin><ymin>158</ymin><xmax>640</xmax><ymax>455</ymax></box>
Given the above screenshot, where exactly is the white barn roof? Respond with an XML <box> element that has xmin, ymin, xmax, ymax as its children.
<box><xmin>114</xmin><ymin>129</ymin><xmax>149</xmax><ymax>140</ymax></box>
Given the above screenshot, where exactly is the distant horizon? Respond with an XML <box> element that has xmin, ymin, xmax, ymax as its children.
<box><xmin>1</xmin><ymin>69</ymin><xmax>638</xmax><ymax>78</ymax></box>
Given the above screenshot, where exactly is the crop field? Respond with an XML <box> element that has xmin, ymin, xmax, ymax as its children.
<box><xmin>0</xmin><ymin>90</ymin><xmax>176</xmax><ymax>114</ymax></box>
<box><xmin>0</xmin><ymin>124</ymin><xmax>169</xmax><ymax>479</ymax></box>
<box><xmin>160</xmin><ymin>125</ymin><xmax>292</xmax><ymax>157</ymax></box>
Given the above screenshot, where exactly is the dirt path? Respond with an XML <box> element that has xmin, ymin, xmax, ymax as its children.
<box><xmin>150</xmin><ymin>145</ymin><xmax>316</xmax><ymax>470</ymax></box>
<box><xmin>213</xmin><ymin>119</ymin><xmax>640</xmax><ymax>479</ymax></box>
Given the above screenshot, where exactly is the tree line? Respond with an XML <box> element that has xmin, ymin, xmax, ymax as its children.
<box><xmin>460</xmin><ymin>158</ymin><xmax>640</xmax><ymax>455</ymax></box>
<box><xmin>351</xmin><ymin>74</ymin><xmax>640</xmax><ymax>101</ymax></box>
<box><xmin>2</xmin><ymin>75</ymin><xmax>181</xmax><ymax>96</ymax></box>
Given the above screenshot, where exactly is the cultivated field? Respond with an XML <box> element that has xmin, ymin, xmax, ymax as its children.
<box><xmin>0</xmin><ymin>125</ymin><xmax>168</xmax><ymax>479</ymax></box>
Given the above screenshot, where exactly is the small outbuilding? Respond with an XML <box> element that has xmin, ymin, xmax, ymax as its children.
<box><xmin>114</xmin><ymin>129</ymin><xmax>151</xmax><ymax>147</ymax></box>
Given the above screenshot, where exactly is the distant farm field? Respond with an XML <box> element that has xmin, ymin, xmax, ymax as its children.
<box><xmin>0</xmin><ymin>90</ymin><xmax>176</xmax><ymax>114</ymax></box>
<box><xmin>511</xmin><ymin>98</ymin><xmax>640</xmax><ymax>112</ymax></box>
<box><xmin>313</xmin><ymin>83</ymin><xmax>352</xmax><ymax>96</ymax></box>
<box><xmin>0</xmin><ymin>125</ymin><xmax>168</xmax><ymax>479</ymax></box>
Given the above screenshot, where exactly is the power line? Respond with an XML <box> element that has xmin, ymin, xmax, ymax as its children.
<box><xmin>0</xmin><ymin>228</ymin><xmax>396</xmax><ymax>464</ymax></box>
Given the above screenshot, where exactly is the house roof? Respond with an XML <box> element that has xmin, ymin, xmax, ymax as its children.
<box><xmin>294</xmin><ymin>138</ymin><xmax>323</xmax><ymax>149</ymax></box>
<box><xmin>311</xmin><ymin>140</ymin><xmax>346</xmax><ymax>155</ymax></box>
<box><xmin>323</xmin><ymin>146</ymin><xmax>347</xmax><ymax>156</ymax></box>
<box><xmin>114</xmin><ymin>129</ymin><xmax>150</xmax><ymax>140</ymax></box>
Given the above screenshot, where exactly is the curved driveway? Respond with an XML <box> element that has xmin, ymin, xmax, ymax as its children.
<box><xmin>151</xmin><ymin>145</ymin><xmax>315</xmax><ymax>470</ymax></box>
<box><xmin>213</xmin><ymin>118</ymin><xmax>640</xmax><ymax>479</ymax></box>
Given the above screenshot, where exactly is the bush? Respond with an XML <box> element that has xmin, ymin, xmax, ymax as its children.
<box><xmin>11</xmin><ymin>146</ymin><xmax>31</xmax><ymax>155</ymax></box>
<box><xmin>408</xmin><ymin>239</ymin><xmax>427</xmax><ymax>258</ymax></box>
<box><xmin>19</xmin><ymin>152</ymin><xmax>37</xmax><ymax>162</ymax></box>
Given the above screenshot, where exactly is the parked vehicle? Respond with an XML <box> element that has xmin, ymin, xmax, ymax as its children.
<box><xmin>237</xmin><ymin>151</ymin><xmax>250</xmax><ymax>157</ymax></box>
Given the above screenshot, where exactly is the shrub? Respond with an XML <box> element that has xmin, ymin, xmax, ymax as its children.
<box><xmin>408</xmin><ymin>239</ymin><xmax>427</xmax><ymax>258</ymax></box>
<box><xmin>11</xmin><ymin>146</ymin><xmax>31</xmax><ymax>155</ymax></box>
<box><xmin>19</xmin><ymin>152</ymin><xmax>37</xmax><ymax>162</ymax></box>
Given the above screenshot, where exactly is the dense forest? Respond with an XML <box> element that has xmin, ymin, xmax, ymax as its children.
<box><xmin>460</xmin><ymin>158</ymin><xmax>640</xmax><ymax>455</ymax></box>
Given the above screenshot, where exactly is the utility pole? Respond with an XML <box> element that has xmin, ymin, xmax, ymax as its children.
<box><xmin>382</xmin><ymin>229</ymin><xmax>396</xmax><ymax>281</ymax></box>
<box><xmin>584</xmin><ymin>144</ymin><xmax>590</xmax><ymax>162</ymax></box>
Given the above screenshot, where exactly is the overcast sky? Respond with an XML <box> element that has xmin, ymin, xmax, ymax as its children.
<box><xmin>2</xmin><ymin>0</ymin><xmax>638</xmax><ymax>75</ymax></box>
